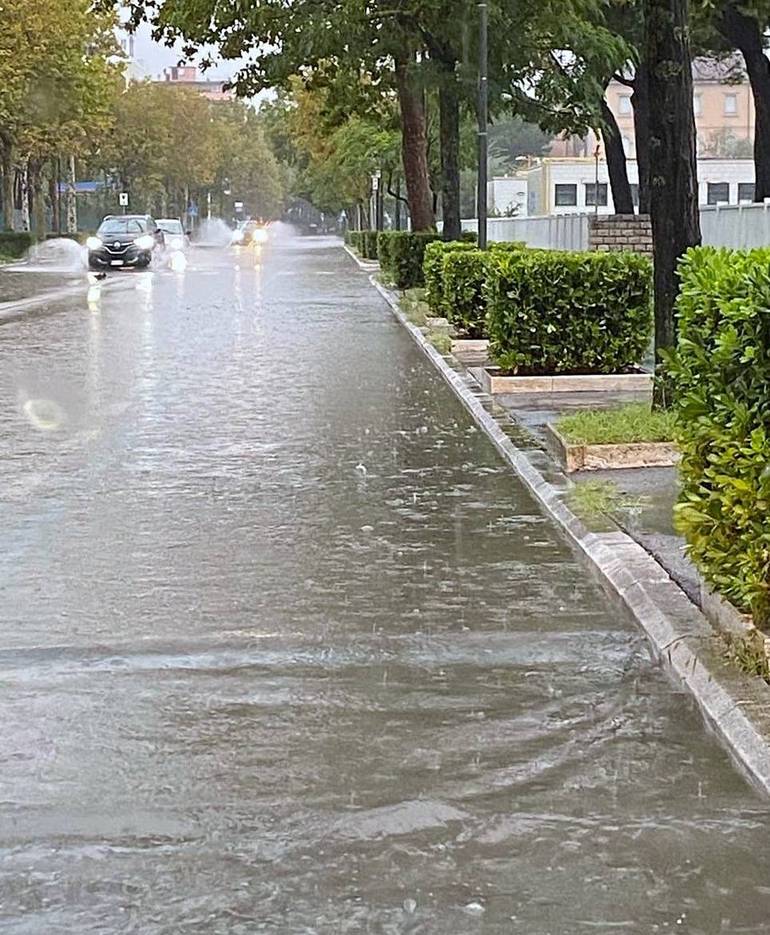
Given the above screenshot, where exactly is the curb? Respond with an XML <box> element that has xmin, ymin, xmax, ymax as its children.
<box><xmin>368</xmin><ymin>271</ymin><xmax>770</xmax><ymax>796</ymax></box>
<box><xmin>342</xmin><ymin>243</ymin><xmax>380</xmax><ymax>271</ymax></box>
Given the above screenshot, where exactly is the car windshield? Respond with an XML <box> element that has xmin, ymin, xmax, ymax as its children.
<box><xmin>158</xmin><ymin>220</ymin><xmax>183</xmax><ymax>234</ymax></box>
<box><xmin>99</xmin><ymin>218</ymin><xmax>148</xmax><ymax>235</ymax></box>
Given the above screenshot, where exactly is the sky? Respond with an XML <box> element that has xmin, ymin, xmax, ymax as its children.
<box><xmin>128</xmin><ymin>22</ymin><xmax>245</xmax><ymax>82</ymax></box>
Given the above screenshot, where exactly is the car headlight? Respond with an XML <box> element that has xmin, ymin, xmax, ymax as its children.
<box><xmin>136</xmin><ymin>234</ymin><xmax>155</xmax><ymax>250</ymax></box>
<box><xmin>253</xmin><ymin>228</ymin><xmax>268</xmax><ymax>243</ymax></box>
<box><xmin>232</xmin><ymin>230</ymin><xmax>244</xmax><ymax>242</ymax></box>
<box><xmin>86</xmin><ymin>236</ymin><xmax>102</xmax><ymax>250</ymax></box>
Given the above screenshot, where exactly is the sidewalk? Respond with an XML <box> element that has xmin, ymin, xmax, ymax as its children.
<box><xmin>344</xmin><ymin>244</ymin><xmax>770</xmax><ymax>795</ymax></box>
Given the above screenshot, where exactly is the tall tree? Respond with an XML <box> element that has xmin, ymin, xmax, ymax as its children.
<box><xmin>712</xmin><ymin>2</ymin><xmax>770</xmax><ymax>201</ymax></box>
<box><xmin>644</xmin><ymin>0</ymin><xmax>701</xmax><ymax>396</ymax></box>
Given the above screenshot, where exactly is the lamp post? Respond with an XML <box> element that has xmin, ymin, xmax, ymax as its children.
<box><xmin>477</xmin><ymin>1</ymin><xmax>489</xmax><ymax>248</ymax></box>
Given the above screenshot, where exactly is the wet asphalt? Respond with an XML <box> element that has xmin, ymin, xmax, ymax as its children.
<box><xmin>1</xmin><ymin>232</ymin><xmax>770</xmax><ymax>934</ymax></box>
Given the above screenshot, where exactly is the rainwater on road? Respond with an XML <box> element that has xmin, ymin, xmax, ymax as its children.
<box><xmin>1</xmin><ymin>232</ymin><xmax>769</xmax><ymax>934</ymax></box>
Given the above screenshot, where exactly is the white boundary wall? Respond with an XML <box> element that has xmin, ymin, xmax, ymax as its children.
<box><xmin>461</xmin><ymin>214</ymin><xmax>589</xmax><ymax>250</ymax></box>
<box><xmin>463</xmin><ymin>203</ymin><xmax>770</xmax><ymax>250</ymax></box>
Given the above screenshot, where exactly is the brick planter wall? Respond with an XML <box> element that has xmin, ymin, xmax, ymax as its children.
<box><xmin>588</xmin><ymin>215</ymin><xmax>652</xmax><ymax>256</ymax></box>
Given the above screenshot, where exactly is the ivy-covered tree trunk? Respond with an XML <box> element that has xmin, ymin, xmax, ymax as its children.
<box><xmin>600</xmin><ymin>97</ymin><xmax>635</xmax><ymax>214</ymax></box>
<box><xmin>0</xmin><ymin>140</ymin><xmax>14</xmax><ymax>232</ymax></box>
<box><xmin>438</xmin><ymin>63</ymin><xmax>461</xmax><ymax>239</ymax></box>
<box><xmin>644</xmin><ymin>0</ymin><xmax>701</xmax><ymax>400</ymax></box>
<box><xmin>718</xmin><ymin>2</ymin><xmax>770</xmax><ymax>201</ymax></box>
<box><xmin>28</xmin><ymin>159</ymin><xmax>46</xmax><ymax>240</ymax></box>
<box><xmin>395</xmin><ymin>54</ymin><xmax>435</xmax><ymax>231</ymax></box>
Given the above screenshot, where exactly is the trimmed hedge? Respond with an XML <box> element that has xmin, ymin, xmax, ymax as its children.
<box><xmin>442</xmin><ymin>249</ymin><xmax>490</xmax><ymax>338</ymax></box>
<box><xmin>377</xmin><ymin>230</ymin><xmax>441</xmax><ymax>289</ymax></box>
<box><xmin>361</xmin><ymin>230</ymin><xmax>380</xmax><ymax>260</ymax></box>
<box><xmin>0</xmin><ymin>231</ymin><xmax>34</xmax><ymax>257</ymax></box>
<box><xmin>669</xmin><ymin>247</ymin><xmax>770</xmax><ymax>626</ymax></box>
<box><xmin>485</xmin><ymin>249</ymin><xmax>652</xmax><ymax>375</ymax></box>
<box><xmin>423</xmin><ymin>240</ymin><xmax>478</xmax><ymax>313</ymax></box>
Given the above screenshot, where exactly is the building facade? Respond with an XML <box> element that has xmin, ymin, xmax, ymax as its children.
<box><xmin>551</xmin><ymin>56</ymin><xmax>754</xmax><ymax>160</ymax></box>
<box><xmin>158</xmin><ymin>65</ymin><xmax>234</xmax><ymax>103</ymax></box>
<box><xmin>488</xmin><ymin>157</ymin><xmax>755</xmax><ymax>217</ymax></box>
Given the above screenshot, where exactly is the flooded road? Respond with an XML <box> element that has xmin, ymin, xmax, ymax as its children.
<box><xmin>1</xmin><ymin>233</ymin><xmax>770</xmax><ymax>933</ymax></box>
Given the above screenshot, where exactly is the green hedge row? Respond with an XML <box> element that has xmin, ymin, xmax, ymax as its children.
<box><xmin>485</xmin><ymin>249</ymin><xmax>651</xmax><ymax>374</ymax></box>
<box><xmin>378</xmin><ymin>231</ymin><xmax>442</xmax><ymax>289</ymax></box>
<box><xmin>424</xmin><ymin>240</ymin><xmax>528</xmax><ymax>333</ymax></box>
<box><xmin>669</xmin><ymin>247</ymin><xmax>770</xmax><ymax>626</ymax></box>
<box><xmin>347</xmin><ymin>230</ymin><xmax>379</xmax><ymax>260</ymax></box>
<box><xmin>0</xmin><ymin>231</ymin><xmax>34</xmax><ymax>257</ymax></box>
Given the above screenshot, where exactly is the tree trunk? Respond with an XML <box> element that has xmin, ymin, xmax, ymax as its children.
<box><xmin>18</xmin><ymin>165</ymin><xmax>30</xmax><ymax>232</ymax></box>
<box><xmin>645</xmin><ymin>0</ymin><xmax>701</xmax><ymax>403</ymax></box>
<box><xmin>438</xmin><ymin>62</ymin><xmax>462</xmax><ymax>239</ymax></box>
<box><xmin>28</xmin><ymin>159</ymin><xmax>46</xmax><ymax>240</ymax></box>
<box><xmin>1</xmin><ymin>140</ymin><xmax>14</xmax><ymax>232</ymax></box>
<box><xmin>50</xmin><ymin>159</ymin><xmax>60</xmax><ymax>234</ymax></box>
<box><xmin>394</xmin><ymin>54</ymin><xmax>435</xmax><ymax>231</ymax></box>
<box><xmin>64</xmin><ymin>155</ymin><xmax>77</xmax><ymax>233</ymax></box>
<box><xmin>600</xmin><ymin>97</ymin><xmax>635</xmax><ymax>214</ymax></box>
<box><xmin>718</xmin><ymin>2</ymin><xmax>770</xmax><ymax>201</ymax></box>
<box><xmin>631</xmin><ymin>61</ymin><xmax>651</xmax><ymax>213</ymax></box>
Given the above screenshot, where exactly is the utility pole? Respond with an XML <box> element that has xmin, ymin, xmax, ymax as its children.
<box><xmin>477</xmin><ymin>1</ymin><xmax>489</xmax><ymax>248</ymax></box>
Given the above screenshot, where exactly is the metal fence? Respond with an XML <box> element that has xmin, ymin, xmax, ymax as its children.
<box><xmin>461</xmin><ymin>203</ymin><xmax>770</xmax><ymax>251</ymax></box>
<box><xmin>461</xmin><ymin>214</ymin><xmax>590</xmax><ymax>250</ymax></box>
<box><xmin>699</xmin><ymin>203</ymin><xmax>770</xmax><ymax>248</ymax></box>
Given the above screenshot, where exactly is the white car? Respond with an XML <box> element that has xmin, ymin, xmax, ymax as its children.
<box><xmin>157</xmin><ymin>218</ymin><xmax>190</xmax><ymax>251</ymax></box>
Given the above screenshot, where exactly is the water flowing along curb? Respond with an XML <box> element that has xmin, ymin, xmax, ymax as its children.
<box><xmin>348</xmin><ymin>254</ymin><xmax>770</xmax><ymax>794</ymax></box>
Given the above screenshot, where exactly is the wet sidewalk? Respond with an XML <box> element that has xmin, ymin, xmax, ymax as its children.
<box><xmin>1</xmin><ymin>235</ymin><xmax>770</xmax><ymax>933</ymax></box>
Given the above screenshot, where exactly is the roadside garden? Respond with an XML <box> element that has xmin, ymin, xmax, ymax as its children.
<box><xmin>345</xmin><ymin>228</ymin><xmax>770</xmax><ymax>683</ymax></box>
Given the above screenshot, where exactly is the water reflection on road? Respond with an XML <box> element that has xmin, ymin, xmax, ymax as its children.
<box><xmin>1</xmin><ymin>232</ymin><xmax>770</xmax><ymax>933</ymax></box>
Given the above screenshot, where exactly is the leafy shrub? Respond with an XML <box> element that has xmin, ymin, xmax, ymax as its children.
<box><xmin>343</xmin><ymin>229</ymin><xmax>351</xmax><ymax>246</ymax></box>
<box><xmin>423</xmin><ymin>240</ymin><xmax>477</xmax><ymax>313</ymax></box>
<box><xmin>361</xmin><ymin>230</ymin><xmax>380</xmax><ymax>260</ymax></box>
<box><xmin>442</xmin><ymin>249</ymin><xmax>491</xmax><ymax>338</ymax></box>
<box><xmin>489</xmin><ymin>240</ymin><xmax>527</xmax><ymax>252</ymax></box>
<box><xmin>485</xmin><ymin>249</ymin><xmax>652</xmax><ymax>375</ymax></box>
<box><xmin>668</xmin><ymin>246</ymin><xmax>770</xmax><ymax>626</ymax></box>
<box><xmin>347</xmin><ymin>230</ymin><xmax>362</xmax><ymax>253</ymax></box>
<box><xmin>380</xmin><ymin>231</ymin><xmax>441</xmax><ymax>290</ymax></box>
<box><xmin>377</xmin><ymin>231</ymin><xmax>398</xmax><ymax>279</ymax></box>
<box><xmin>0</xmin><ymin>231</ymin><xmax>34</xmax><ymax>257</ymax></box>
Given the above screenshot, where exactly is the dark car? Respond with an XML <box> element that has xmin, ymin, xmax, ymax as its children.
<box><xmin>87</xmin><ymin>215</ymin><xmax>165</xmax><ymax>269</ymax></box>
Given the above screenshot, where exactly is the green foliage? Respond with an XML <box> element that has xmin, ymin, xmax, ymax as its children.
<box><xmin>379</xmin><ymin>231</ymin><xmax>442</xmax><ymax>290</ymax></box>
<box><xmin>668</xmin><ymin>246</ymin><xmax>770</xmax><ymax>626</ymax></box>
<box><xmin>361</xmin><ymin>231</ymin><xmax>380</xmax><ymax>260</ymax></box>
<box><xmin>422</xmin><ymin>240</ymin><xmax>477</xmax><ymax>313</ymax></box>
<box><xmin>0</xmin><ymin>232</ymin><xmax>34</xmax><ymax>257</ymax></box>
<box><xmin>485</xmin><ymin>249</ymin><xmax>652</xmax><ymax>375</ymax></box>
<box><xmin>441</xmin><ymin>248</ymin><xmax>491</xmax><ymax>338</ymax></box>
<box><xmin>722</xmin><ymin>631</ymin><xmax>770</xmax><ymax>683</ymax></box>
<box><xmin>556</xmin><ymin>403</ymin><xmax>677</xmax><ymax>445</ymax></box>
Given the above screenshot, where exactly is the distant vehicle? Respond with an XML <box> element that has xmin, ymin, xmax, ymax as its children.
<box><xmin>156</xmin><ymin>218</ymin><xmax>190</xmax><ymax>251</ymax></box>
<box><xmin>231</xmin><ymin>219</ymin><xmax>269</xmax><ymax>246</ymax></box>
<box><xmin>87</xmin><ymin>215</ymin><xmax>165</xmax><ymax>269</ymax></box>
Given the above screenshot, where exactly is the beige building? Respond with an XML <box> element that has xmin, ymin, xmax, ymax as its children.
<box><xmin>552</xmin><ymin>57</ymin><xmax>754</xmax><ymax>160</ymax></box>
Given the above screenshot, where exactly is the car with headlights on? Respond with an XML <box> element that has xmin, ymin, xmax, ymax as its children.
<box><xmin>87</xmin><ymin>215</ymin><xmax>165</xmax><ymax>269</ymax></box>
<box><xmin>156</xmin><ymin>217</ymin><xmax>190</xmax><ymax>251</ymax></box>
<box><xmin>231</xmin><ymin>219</ymin><xmax>269</xmax><ymax>246</ymax></box>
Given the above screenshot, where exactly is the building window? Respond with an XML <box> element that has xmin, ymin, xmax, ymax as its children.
<box><xmin>584</xmin><ymin>182</ymin><xmax>608</xmax><ymax>206</ymax></box>
<box><xmin>707</xmin><ymin>182</ymin><xmax>730</xmax><ymax>205</ymax></box>
<box><xmin>618</xmin><ymin>94</ymin><xmax>632</xmax><ymax>116</ymax></box>
<box><xmin>554</xmin><ymin>184</ymin><xmax>578</xmax><ymax>206</ymax></box>
<box><xmin>724</xmin><ymin>93</ymin><xmax>738</xmax><ymax>116</ymax></box>
<box><xmin>693</xmin><ymin>94</ymin><xmax>702</xmax><ymax>116</ymax></box>
<box><xmin>630</xmin><ymin>184</ymin><xmax>640</xmax><ymax>207</ymax></box>
<box><xmin>738</xmin><ymin>182</ymin><xmax>755</xmax><ymax>203</ymax></box>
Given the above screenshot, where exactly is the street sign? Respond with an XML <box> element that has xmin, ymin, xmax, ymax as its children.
<box><xmin>119</xmin><ymin>192</ymin><xmax>129</xmax><ymax>207</ymax></box>
<box><xmin>234</xmin><ymin>201</ymin><xmax>244</xmax><ymax>213</ymax></box>
<box><xmin>371</xmin><ymin>174</ymin><xmax>380</xmax><ymax>192</ymax></box>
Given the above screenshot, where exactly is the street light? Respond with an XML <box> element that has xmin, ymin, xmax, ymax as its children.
<box><xmin>477</xmin><ymin>1</ymin><xmax>489</xmax><ymax>249</ymax></box>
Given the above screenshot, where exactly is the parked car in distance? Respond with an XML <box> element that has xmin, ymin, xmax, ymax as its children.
<box><xmin>87</xmin><ymin>215</ymin><xmax>165</xmax><ymax>269</ymax></box>
<box><xmin>156</xmin><ymin>218</ymin><xmax>190</xmax><ymax>251</ymax></box>
<box><xmin>231</xmin><ymin>219</ymin><xmax>269</xmax><ymax>246</ymax></box>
